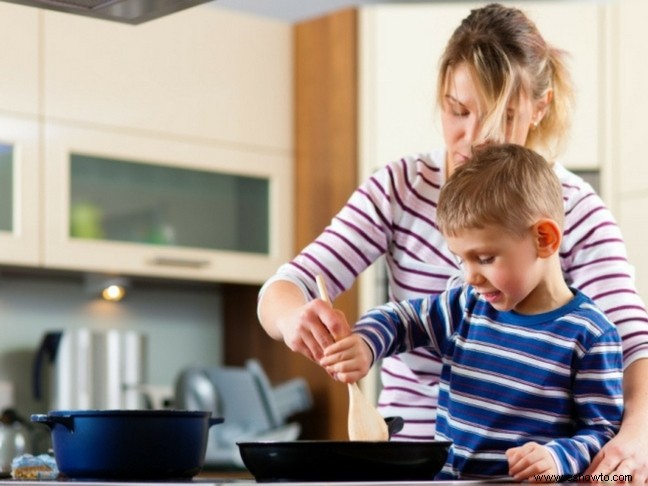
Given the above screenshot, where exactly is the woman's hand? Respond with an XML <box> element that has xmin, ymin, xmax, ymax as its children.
<box><xmin>278</xmin><ymin>299</ymin><xmax>351</xmax><ymax>362</ymax></box>
<box><xmin>319</xmin><ymin>335</ymin><xmax>373</xmax><ymax>383</ymax></box>
<box><xmin>506</xmin><ymin>442</ymin><xmax>557</xmax><ymax>482</ymax></box>
<box><xmin>585</xmin><ymin>358</ymin><xmax>648</xmax><ymax>483</ymax></box>
<box><xmin>258</xmin><ymin>280</ymin><xmax>351</xmax><ymax>362</ymax></box>
<box><xmin>585</xmin><ymin>424</ymin><xmax>648</xmax><ymax>483</ymax></box>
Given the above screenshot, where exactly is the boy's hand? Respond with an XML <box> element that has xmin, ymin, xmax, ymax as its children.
<box><xmin>507</xmin><ymin>442</ymin><xmax>558</xmax><ymax>482</ymax></box>
<box><xmin>319</xmin><ymin>334</ymin><xmax>373</xmax><ymax>383</ymax></box>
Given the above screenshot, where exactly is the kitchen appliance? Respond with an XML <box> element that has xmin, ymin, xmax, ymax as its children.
<box><xmin>33</xmin><ymin>329</ymin><xmax>148</xmax><ymax>410</ymax></box>
<box><xmin>0</xmin><ymin>0</ymin><xmax>214</xmax><ymax>25</ymax></box>
<box><xmin>0</xmin><ymin>410</ymin><xmax>32</xmax><ymax>477</ymax></box>
<box><xmin>31</xmin><ymin>410</ymin><xmax>224</xmax><ymax>479</ymax></box>
<box><xmin>174</xmin><ymin>359</ymin><xmax>313</xmax><ymax>468</ymax></box>
<box><xmin>237</xmin><ymin>439</ymin><xmax>452</xmax><ymax>482</ymax></box>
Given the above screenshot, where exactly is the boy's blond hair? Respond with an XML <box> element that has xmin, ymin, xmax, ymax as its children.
<box><xmin>437</xmin><ymin>143</ymin><xmax>564</xmax><ymax>237</ymax></box>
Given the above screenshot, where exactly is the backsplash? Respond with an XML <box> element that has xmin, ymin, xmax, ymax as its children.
<box><xmin>0</xmin><ymin>270</ymin><xmax>224</xmax><ymax>417</ymax></box>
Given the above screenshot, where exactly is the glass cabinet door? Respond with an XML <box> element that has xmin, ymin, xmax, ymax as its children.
<box><xmin>44</xmin><ymin>123</ymin><xmax>293</xmax><ymax>284</ymax></box>
<box><xmin>0</xmin><ymin>115</ymin><xmax>39</xmax><ymax>266</ymax></box>
<box><xmin>0</xmin><ymin>144</ymin><xmax>13</xmax><ymax>233</ymax></box>
<box><xmin>69</xmin><ymin>154</ymin><xmax>270</xmax><ymax>254</ymax></box>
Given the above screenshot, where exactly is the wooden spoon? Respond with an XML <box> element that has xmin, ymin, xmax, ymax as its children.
<box><xmin>316</xmin><ymin>274</ymin><xmax>389</xmax><ymax>441</ymax></box>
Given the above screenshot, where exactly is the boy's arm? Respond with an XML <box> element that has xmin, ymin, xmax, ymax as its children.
<box><xmin>351</xmin><ymin>288</ymin><xmax>464</xmax><ymax>362</ymax></box>
<box><xmin>539</xmin><ymin>327</ymin><xmax>624</xmax><ymax>476</ymax></box>
<box><xmin>320</xmin><ymin>297</ymin><xmax>437</xmax><ymax>379</ymax></box>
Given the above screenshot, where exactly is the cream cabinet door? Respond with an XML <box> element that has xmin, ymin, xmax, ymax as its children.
<box><xmin>358</xmin><ymin>1</ymin><xmax>603</xmax><ymax>176</ymax></box>
<box><xmin>0</xmin><ymin>115</ymin><xmax>40</xmax><ymax>266</ymax></box>
<box><xmin>43</xmin><ymin>122</ymin><xmax>293</xmax><ymax>284</ymax></box>
<box><xmin>611</xmin><ymin>0</ymin><xmax>648</xmax><ymax>196</ymax></box>
<box><xmin>41</xmin><ymin>5</ymin><xmax>291</xmax><ymax>153</ymax></box>
<box><xmin>0</xmin><ymin>3</ymin><xmax>39</xmax><ymax>116</ymax></box>
<box><xmin>607</xmin><ymin>0</ymin><xmax>648</xmax><ymax>299</ymax></box>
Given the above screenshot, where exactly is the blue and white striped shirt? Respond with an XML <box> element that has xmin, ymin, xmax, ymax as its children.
<box><xmin>354</xmin><ymin>286</ymin><xmax>623</xmax><ymax>479</ymax></box>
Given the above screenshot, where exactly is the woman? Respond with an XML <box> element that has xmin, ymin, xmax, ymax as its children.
<box><xmin>258</xmin><ymin>3</ymin><xmax>648</xmax><ymax>481</ymax></box>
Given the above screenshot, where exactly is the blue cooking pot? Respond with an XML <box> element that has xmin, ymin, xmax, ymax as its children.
<box><xmin>31</xmin><ymin>409</ymin><xmax>224</xmax><ymax>480</ymax></box>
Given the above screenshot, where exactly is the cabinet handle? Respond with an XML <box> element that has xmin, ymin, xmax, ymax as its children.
<box><xmin>148</xmin><ymin>257</ymin><xmax>211</xmax><ymax>268</ymax></box>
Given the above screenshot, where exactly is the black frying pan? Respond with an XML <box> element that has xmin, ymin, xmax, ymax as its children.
<box><xmin>237</xmin><ymin>439</ymin><xmax>451</xmax><ymax>482</ymax></box>
<box><xmin>236</xmin><ymin>417</ymin><xmax>450</xmax><ymax>482</ymax></box>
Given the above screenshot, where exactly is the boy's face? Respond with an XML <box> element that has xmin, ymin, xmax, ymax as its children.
<box><xmin>446</xmin><ymin>224</ymin><xmax>545</xmax><ymax>314</ymax></box>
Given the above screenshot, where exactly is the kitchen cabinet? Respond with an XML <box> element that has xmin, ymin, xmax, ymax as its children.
<box><xmin>0</xmin><ymin>114</ymin><xmax>40</xmax><ymax>267</ymax></box>
<box><xmin>0</xmin><ymin>4</ymin><xmax>39</xmax><ymax>116</ymax></box>
<box><xmin>41</xmin><ymin>6</ymin><xmax>292</xmax><ymax>154</ymax></box>
<box><xmin>225</xmin><ymin>9</ymin><xmax>359</xmax><ymax>441</ymax></box>
<box><xmin>0</xmin><ymin>2</ymin><xmax>293</xmax><ymax>284</ymax></box>
<box><xmin>43</xmin><ymin>122</ymin><xmax>293</xmax><ymax>284</ymax></box>
<box><xmin>606</xmin><ymin>0</ymin><xmax>648</xmax><ymax>298</ymax></box>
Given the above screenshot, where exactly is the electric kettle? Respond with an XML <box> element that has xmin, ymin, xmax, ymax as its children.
<box><xmin>32</xmin><ymin>328</ymin><xmax>148</xmax><ymax>410</ymax></box>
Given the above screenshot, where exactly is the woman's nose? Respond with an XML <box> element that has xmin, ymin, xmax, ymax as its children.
<box><xmin>464</xmin><ymin>118</ymin><xmax>480</xmax><ymax>142</ymax></box>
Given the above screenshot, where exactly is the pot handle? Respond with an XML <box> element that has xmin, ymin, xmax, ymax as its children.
<box><xmin>208</xmin><ymin>417</ymin><xmax>225</xmax><ymax>428</ymax></box>
<box><xmin>31</xmin><ymin>414</ymin><xmax>74</xmax><ymax>431</ymax></box>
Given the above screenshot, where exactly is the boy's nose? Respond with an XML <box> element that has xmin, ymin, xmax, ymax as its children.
<box><xmin>464</xmin><ymin>266</ymin><xmax>484</xmax><ymax>286</ymax></box>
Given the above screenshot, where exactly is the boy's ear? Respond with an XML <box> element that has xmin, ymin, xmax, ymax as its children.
<box><xmin>533</xmin><ymin>218</ymin><xmax>562</xmax><ymax>258</ymax></box>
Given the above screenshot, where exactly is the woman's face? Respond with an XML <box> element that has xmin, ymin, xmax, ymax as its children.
<box><xmin>441</xmin><ymin>62</ymin><xmax>539</xmax><ymax>177</ymax></box>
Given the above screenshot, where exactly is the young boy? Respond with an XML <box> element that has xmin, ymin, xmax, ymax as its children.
<box><xmin>320</xmin><ymin>144</ymin><xmax>623</xmax><ymax>481</ymax></box>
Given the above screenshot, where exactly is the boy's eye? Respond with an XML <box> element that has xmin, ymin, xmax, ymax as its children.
<box><xmin>478</xmin><ymin>256</ymin><xmax>494</xmax><ymax>264</ymax></box>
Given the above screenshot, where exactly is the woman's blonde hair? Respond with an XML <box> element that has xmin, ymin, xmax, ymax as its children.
<box><xmin>437</xmin><ymin>3</ymin><xmax>574</xmax><ymax>162</ymax></box>
<box><xmin>437</xmin><ymin>144</ymin><xmax>564</xmax><ymax>237</ymax></box>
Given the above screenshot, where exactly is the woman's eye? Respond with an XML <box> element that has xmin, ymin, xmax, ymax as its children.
<box><xmin>444</xmin><ymin>100</ymin><xmax>469</xmax><ymax>117</ymax></box>
<box><xmin>478</xmin><ymin>256</ymin><xmax>494</xmax><ymax>264</ymax></box>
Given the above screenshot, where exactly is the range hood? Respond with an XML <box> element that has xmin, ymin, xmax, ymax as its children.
<box><xmin>1</xmin><ymin>0</ymin><xmax>215</xmax><ymax>24</ymax></box>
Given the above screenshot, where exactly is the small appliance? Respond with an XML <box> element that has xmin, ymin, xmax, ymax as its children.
<box><xmin>174</xmin><ymin>359</ymin><xmax>313</xmax><ymax>468</ymax></box>
<box><xmin>33</xmin><ymin>328</ymin><xmax>148</xmax><ymax>410</ymax></box>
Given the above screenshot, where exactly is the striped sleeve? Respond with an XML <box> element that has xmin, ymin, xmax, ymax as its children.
<box><xmin>258</xmin><ymin>152</ymin><xmax>452</xmax><ymax>308</ymax></box>
<box><xmin>557</xmin><ymin>164</ymin><xmax>648</xmax><ymax>367</ymax></box>
<box><xmin>544</xmin><ymin>324</ymin><xmax>623</xmax><ymax>475</ymax></box>
<box><xmin>353</xmin><ymin>286</ymin><xmax>466</xmax><ymax>362</ymax></box>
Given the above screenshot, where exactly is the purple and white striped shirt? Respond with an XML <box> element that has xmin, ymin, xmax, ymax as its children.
<box><xmin>259</xmin><ymin>149</ymin><xmax>648</xmax><ymax>440</ymax></box>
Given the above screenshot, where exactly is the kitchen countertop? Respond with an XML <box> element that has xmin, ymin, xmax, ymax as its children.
<box><xmin>0</xmin><ymin>480</ymin><xmax>521</xmax><ymax>486</ymax></box>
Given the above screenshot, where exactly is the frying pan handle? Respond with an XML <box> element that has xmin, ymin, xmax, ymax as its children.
<box><xmin>208</xmin><ymin>417</ymin><xmax>225</xmax><ymax>428</ymax></box>
<box><xmin>385</xmin><ymin>416</ymin><xmax>404</xmax><ymax>438</ymax></box>
<box><xmin>31</xmin><ymin>414</ymin><xmax>75</xmax><ymax>431</ymax></box>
